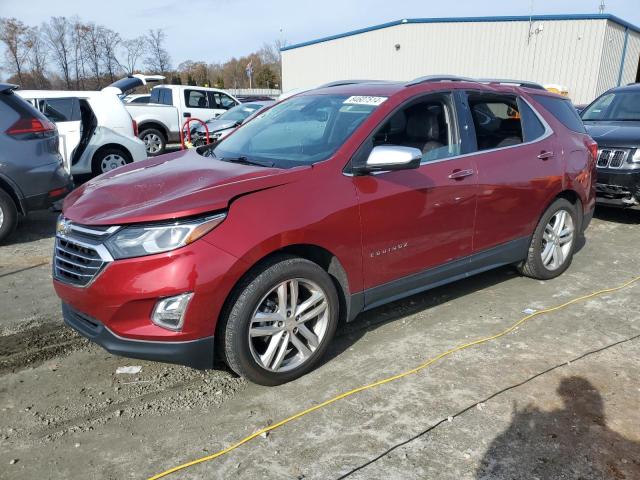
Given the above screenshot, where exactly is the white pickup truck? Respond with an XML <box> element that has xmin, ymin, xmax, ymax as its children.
<box><xmin>120</xmin><ymin>82</ymin><xmax>240</xmax><ymax>155</ymax></box>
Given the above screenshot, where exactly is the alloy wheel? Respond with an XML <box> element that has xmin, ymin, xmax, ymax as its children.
<box><xmin>143</xmin><ymin>133</ymin><xmax>162</xmax><ymax>154</ymax></box>
<box><xmin>541</xmin><ymin>209</ymin><xmax>574</xmax><ymax>271</ymax></box>
<box><xmin>248</xmin><ymin>278</ymin><xmax>329</xmax><ymax>373</ymax></box>
<box><xmin>100</xmin><ymin>154</ymin><xmax>127</xmax><ymax>173</ymax></box>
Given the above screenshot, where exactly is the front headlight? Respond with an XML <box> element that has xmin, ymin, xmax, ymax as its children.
<box><xmin>105</xmin><ymin>213</ymin><xmax>226</xmax><ymax>259</ymax></box>
<box><xmin>632</xmin><ymin>149</ymin><xmax>640</xmax><ymax>164</ymax></box>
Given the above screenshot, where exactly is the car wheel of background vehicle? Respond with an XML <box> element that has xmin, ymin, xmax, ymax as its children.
<box><xmin>219</xmin><ymin>255</ymin><xmax>339</xmax><ymax>386</ymax></box>
<box><xmin>519</xmin><ymin>198</ymin><xmax>578</xmax><ymax>280</ymax></box>
<box><xmin>139</xmin><ymin>129</ymin><xmax>166</xmax><ymax>156</ymax></box>
<box><xmin>91</xmin><ymin>148</ymin><xmax>131</xmax><ymax>176</ymax></box>
<box><xmin>0</xmin><ymin>189</ymin><xmax>18</xmax><ymax>244</ymax></box>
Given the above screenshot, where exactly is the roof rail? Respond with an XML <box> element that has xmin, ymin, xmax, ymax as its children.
<box><xmin>405</xmin><ymin>75</ymin><xmax>475</xmax><ymax>87</ymax></box>
<box><xmin>476</xmin><ymin>78</ymin><xmax>546</xmax><ymax>90</ymax></box>
<box><xmin>319</xmin><ymin>79</ymin><xmax>392</xmax><ymax>88</ymax></box>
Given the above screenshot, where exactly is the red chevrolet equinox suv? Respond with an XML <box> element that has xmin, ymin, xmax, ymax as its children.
<box><xmin>53</xmin><ymin>77</ymin><xmax>597</xmax><ymax>385</ymax></box>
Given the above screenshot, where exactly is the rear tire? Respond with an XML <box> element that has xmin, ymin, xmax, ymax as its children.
<box><xmin>219</xmin><ymin>255</ymin><xmax>339</xmax><ymax>386</ymax></box>
<box><xmin>0</xmin><ymin>189</ymin><xmax>18</xmax><ymax>244</ymax></box>
<box><xmin>91</xmin><ymin>147</ymin><xmax>131</xmax><ymax>177</ymax></box>
<box><xmin>139</xmin><ymin>128</ymin><xmax>166</xmax><ymax>156</ymax></box>
<box><xmin>519</xmin><ymin>198</ymin><xmax>578</xmax><ymax>280</ymax></box>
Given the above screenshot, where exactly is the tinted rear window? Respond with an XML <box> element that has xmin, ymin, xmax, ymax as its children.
<box><xmin>533</xmin><ymin>95</ymin><xmax>586</xmax><ymax>133</ymax></box>
<box><xmin>151</xmin><ymin>88</ymin><xmax>173</xmax><ymax>105</ymax></box>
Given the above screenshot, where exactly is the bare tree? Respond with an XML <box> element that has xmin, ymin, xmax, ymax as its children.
<box><xmin>144</xmin><ymin>28</ymin><xmax>171</xmax><ymax>75</ymax></box>
<box><xmin>83</xmin><ymin>23</ymin><xmax>103</xmax><ymax>88</ymax></box>
<box><xmin>71</xmin><ymin>19</ymin><xmax>88</xmax><ymax>89</ymax></box>
<box><xmin>25</xmin><ymin>26</ymin><xmax>49</xmax><ymax>88</ymax></box>
<box><xmin>0</xmin><ymin>17</ymin><xmax>30</xmax><ymax>84</ymax></box>
<box><xmin>99</xmin><ymin>27</ymin><xmax>121</xmax><ymax>82</ymax></box>
<box><xmin>43</xmin><ymin>17</ymin><xmax>72</xmax><ymax>88</ymax></box>
<box><xmin>120</xmin><ymin>36</ymin><xmax>146</xmax><ymax>74</ymax></box>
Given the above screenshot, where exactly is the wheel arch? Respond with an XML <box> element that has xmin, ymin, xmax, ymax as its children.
<box><xmin>92</xmin><ymin>143</ymin><xmax>133</xmax><ymax>164</ymax></box>
<box><xmin>216</xmin><ymin>243</ymin><xmax>353</xmax><ymax>340</ymax></box>
<box><xmin>0</xmin><ymin>175</ymin><xmax>24</xmax><ymax>215</ymax></box>
<box><xmin>137</xmin><ymin>122</ymin><xmax>169</xmax><ymax>140</ymax></box>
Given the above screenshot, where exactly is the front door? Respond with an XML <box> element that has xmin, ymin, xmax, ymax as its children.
<box><xmin>352</xmin><ymin>92</ymin><xmax>478</xmax><ymax>305</ymax></box>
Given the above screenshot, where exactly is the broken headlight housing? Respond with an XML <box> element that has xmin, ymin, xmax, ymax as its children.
<box><xmin>105</xmin><ymin>213</ymin><xmax>226</xmax><ymax>259</ymax></box>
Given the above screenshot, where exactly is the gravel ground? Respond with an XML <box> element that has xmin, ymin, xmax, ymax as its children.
<box><xmin>0</xmin><ymin>206</ymin><xmax>639</xmax><ymax>479</ymax></box>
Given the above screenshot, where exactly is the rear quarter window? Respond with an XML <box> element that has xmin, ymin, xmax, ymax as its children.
<box><xmin>533</xmin><ymin>95</ymin><xmax>586</xmax><ymax>133</ymax></box>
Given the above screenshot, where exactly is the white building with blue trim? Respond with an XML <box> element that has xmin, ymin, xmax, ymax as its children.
<box><xmin>281</xmin><ymin>14</ymin><xmax>640</xmax><ymax>104</ymax></box>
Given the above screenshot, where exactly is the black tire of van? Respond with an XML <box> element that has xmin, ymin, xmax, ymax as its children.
<box><xmin>138</xmin><ymin>128</ymin><xmax>166</xmax><ymax>156</ymax></box>
<box><xmin>0</xmin><ymin>189</ymin><xmax>18</xmax><ymax>244</ymax></box>
<box><xmin>91</xmin><ymin>147</ymin><xmax>132</xmax><ymax>177</ymax></box>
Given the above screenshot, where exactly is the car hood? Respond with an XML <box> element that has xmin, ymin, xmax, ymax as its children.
<box><xmin>62</xmin><ymin>150</ymin><xmax>309</xmax><ymax>225</ymax></box>
<box><xmin>583</xmin><ymin>121</ymin><xmax>640</xmax><ymax>148</ymax></box>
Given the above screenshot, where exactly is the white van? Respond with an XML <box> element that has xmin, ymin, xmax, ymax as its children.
<box><xmin>17</xmin><ymin>89</ymin><xmax>147</xmax><ymax>177</ymax></box>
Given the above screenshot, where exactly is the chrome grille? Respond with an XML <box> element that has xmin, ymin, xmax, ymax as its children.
<box><xmin>54</xmin><ymin>238</ymin><xmax>105</xmax><ymax>286</ymax></box>
<box><xmin>597</xmin><ymin>148</ymin><xmax>629</xmax><ymax>169</ymax></box>
<box><xmin>53</xmin><ymin>220</ymin><xmax>117</xmax><ymax>287</ymax></box>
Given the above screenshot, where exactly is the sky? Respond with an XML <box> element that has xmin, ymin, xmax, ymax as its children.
<box><xmin>1</xmin><ymin>0</ymin><xmax>639</xmax><ymax>66</ymax></box>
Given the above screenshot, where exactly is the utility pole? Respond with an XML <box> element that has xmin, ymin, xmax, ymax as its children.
<box><xmin>599</xmin><ymin>1</ymin><xmax>605</xmax><ymax>14</ymax></box>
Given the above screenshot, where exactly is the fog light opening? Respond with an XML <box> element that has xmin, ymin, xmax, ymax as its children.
<box><xmin>151</xmin><ymin>293</ymin><xmax>194</xmax><ymax>331</ymax></box>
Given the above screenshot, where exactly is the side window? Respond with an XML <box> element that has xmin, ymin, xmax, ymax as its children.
<box><xmin>162</xmin><ymin>89</ymin><xmax>173</xmax><ymax>105</ymax></box>
<box><xmin>371</xmin><ymin>94</ymin><xmax>460</xmax><ymax>163</ymax></box>
<box><xmin>517</xmin><ymin>98</ymin><xmax>546</xmax><ymax>142</ymax></box>
<box><xmin>37</xmin><ymin>98</ymin><xmax>80</xmax><ymax>123</ymax></box>
<box><xmin>533</xmin><ymin>94</ymin><xmax>586</xmax><ymax>133</ymax></box>
<box><xmin>184</xmin><ymin>90</ymin><xmax>209</xmax><ymax>108</ymax></box>
<box><xmin>468</xmin><ymin>94</ymin><xmax>523</xmax><ymax>150</ymax></box>
<box><xmin>212</xmin><ymin>92</ymin><xmax>237</xmax><ymax>110</ymax></box>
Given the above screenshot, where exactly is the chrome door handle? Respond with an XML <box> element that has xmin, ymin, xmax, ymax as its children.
<box><xmin>537</xmin><ymin>151</ymin><xmax>555</xmax><ymax>160</ymax></box>
<box><xmin>448</xmin><ymin>169</ymin><xmax>475</xmax><ymax>180</ymax></box>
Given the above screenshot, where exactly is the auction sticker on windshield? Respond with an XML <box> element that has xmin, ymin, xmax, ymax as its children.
<box><xmin>343</xmin><ymin>96</ymin><xmax>387</xmax><ymax>106</ymax></box>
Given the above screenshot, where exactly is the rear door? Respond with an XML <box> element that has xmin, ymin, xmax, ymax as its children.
<box><xmin>353</xmin><ymin>91</ymin><xmax>478</xmax><ymax>302</ymax></box>
<box><xmin>36</xmin><ymin>97</ymin><xmax>81</xmax><ymax>174</ymax></box>
<box><xmin>461</xmin><ymin>91</ymin><xmax>559</xmax><ymax>252</ymax></box>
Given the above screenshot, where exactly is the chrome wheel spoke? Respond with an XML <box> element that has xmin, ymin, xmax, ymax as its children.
<box><xmin>270</xmin><ymin>332</ymin><xmax>290</xmax><ymax>370</ymax></box>
<box><xmin>250</xmin><ymin>324</ymin><xmax>282</xmax><ymax>337</ymax></box>
<box><xmin>298</xmin><ymin>299</ymin><xmax>327</xmax><ymax>323</ymax></box>
<box><xmin>290</xmin><ymin>332</ymin><xmax>312</xmax><ymax>358</ymax></box>
<box><xmin>553</xmin><ymin>244</ymin><xmax>564</xmax><ymax>268</ymax></box>
<box><xmin>288</xmin><ymin>280</ymin><xmax>299</xmax><ymax>313</ymax></box>
<box><xmin>260</xmin><ymin>330</ymin><xmax>285</xmax><ymax>367</ymax></box>
<box><xmin>541</xmin><ymin>243</ymin><xmax>554</xmax><ymax>265</ymax></box>
<box><xmin>297</xmin><ymin>323</ymin><xmax>319</xmax><ymax>348</ymax></box>
<box><xmin>295</xmin><ymin>290</ymin><xmax>323</xmax><ymax>318</ymax></box>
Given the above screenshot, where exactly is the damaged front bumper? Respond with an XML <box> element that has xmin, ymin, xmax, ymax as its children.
<box><xmin>596</xmin><ymin>168</ymin><xmax>640</xmax><ymax>209</ymax></box>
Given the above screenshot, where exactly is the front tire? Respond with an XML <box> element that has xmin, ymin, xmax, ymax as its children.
<box><xmin>519</xmin><ymin>198</ymin><xmax>578</xmax><ymax>280</ymax></box>
<box><xmin>0</xmin><ymin>189</ymin><xmax>18</xmax><ymax>244</ymax></box>
<box><xmin>220</xmin><ymin>256</ymin><xmax>339</xmax><ymax>385</ymax></box>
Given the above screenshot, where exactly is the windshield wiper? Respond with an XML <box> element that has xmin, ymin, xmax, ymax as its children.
<box><xmin>221</xmin><ymin>156</ymin><xmax>275</xmax><ymax>168</ymax></box>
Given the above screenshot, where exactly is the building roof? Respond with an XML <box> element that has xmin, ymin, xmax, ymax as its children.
<box><xmin>281</xmin><ymin>14</ymin><xmax>640</xmax><ymax>52</ymax></box>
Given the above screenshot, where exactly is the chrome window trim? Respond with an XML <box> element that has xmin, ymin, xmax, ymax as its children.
<box><xmin>344</xmin><ymin>96</ymin><xmax>554</xmax><ymax>176</ymax></box>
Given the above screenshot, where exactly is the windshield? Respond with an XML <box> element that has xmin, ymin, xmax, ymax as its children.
<box><xmin>216</xmin><ymin>103</ymin><xmax>262</xmax><ymax>123</ymax></box>
<box><xmin>209</xmin><ymin>94</ymin><xmax>384</xmax><ymax>167</ymax></box>
<box><xmin>581</xmin><ymin>91</ymin><xmax>640</xmax><ymax>121</ymax></box>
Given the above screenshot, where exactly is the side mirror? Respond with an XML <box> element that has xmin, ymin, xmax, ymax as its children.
<box><xmin>354</xmin><ymin>145</ymin><xmax>422</xmax><ymax>175</ymax></box>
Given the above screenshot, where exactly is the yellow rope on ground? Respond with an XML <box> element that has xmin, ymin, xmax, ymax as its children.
<box><xmin>148</xmin><ymin>275</ymin><xmax>640</xmax><ymax>479</ymax></box>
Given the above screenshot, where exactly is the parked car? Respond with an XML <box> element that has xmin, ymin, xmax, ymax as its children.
<box><xmin>0</xmin><ymin>84</ymin><xmax>73</xmax><ymax>242</ymax></box>
<box><xmin>53</xmin><ymin>77</ymin><xmax>596</xmax><ymax>385</ymax></box>
<box><xmin>123</xmin><ymin>94</ymin><xmax>151</xmax><ymax>104</ymax></box>
<box><xmin>236</xmin><ymin>95</ymin><xmax>276</xmax><ymax>103</ymax></box>
<box><xmin>580</xmin><ymin>82</ymin><xmax>640</xmax><ymax>209</ymax></box>
<box><xmin>18</xmin><ymin>89</ymin><xmax>147</xmax><ymax>177</ymax></box>
<box><xmin>190</xmin><ymin>100</ymin><xmax>274</xmax><ymax>145</ymax></box>
<box><xmin>122</xmin><ymin>83</ymin><xmax>240</xmax><ymax>155</ymax></box>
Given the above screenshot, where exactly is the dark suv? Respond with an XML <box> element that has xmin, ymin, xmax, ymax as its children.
<box><xmin>0</xmin><ymin>84</ymin><xmax>73</xmax><ymax>242</ymax></box>
<box><xmin>581</xmin><ymin>82</ymin><xmax>640</xmax><ymax>209</ymax></box>
<box><xmin>54</xmin><ymin>77</ymin><xmax>596</xmax><ymax>385</ymax></box>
